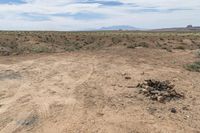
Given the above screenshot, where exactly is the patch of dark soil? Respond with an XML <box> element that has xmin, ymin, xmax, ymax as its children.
<box><xmin>137</xmin><ymin>79</ymin><xmax>184</xmax><ymax>103</ymax></box>
<box><xmin>14</xmin><ymin>114</ymin><xmax>39</xmax><ymax>133</ymax></box>
<box><xmin>21</xmin><ymin>115</ymin><xmax>38</xmax><ymax>126</ymax></box>
<box><xmin>17</xmin><ymin>114</ymin><xmax>39</xmax><ymax>128</ymax></box>
<box><xmin>0</xmin><ymin>70</ymin><xmax>22</xmax><ymax>80</ymax></box>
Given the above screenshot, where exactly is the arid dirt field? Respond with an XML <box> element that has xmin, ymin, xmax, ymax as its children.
<box><xmin>0</xmin><ymin>31</ymin><xmax>200</xmax><ymax>133</ymax></box>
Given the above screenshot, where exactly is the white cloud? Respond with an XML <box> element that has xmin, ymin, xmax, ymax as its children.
<box><xmin>0</xmin><ymin>0</ymin><xmax>199</xmax><ymax>30</ymax></box>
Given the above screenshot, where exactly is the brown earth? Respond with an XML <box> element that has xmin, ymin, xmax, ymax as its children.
<box><xmin>0</xmin><ymin>32</ymin><xmax>200</xmax><ymax>133</ymax></box>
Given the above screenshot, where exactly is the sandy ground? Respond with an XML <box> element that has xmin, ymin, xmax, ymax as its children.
<box><xmin>0</xmin><ymin>47</ymin><xmax>200</xmax><ymax>133</ymax></box>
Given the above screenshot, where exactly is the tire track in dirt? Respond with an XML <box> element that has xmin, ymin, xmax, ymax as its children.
<box><xmin>0</xmin><ymin>50</ymin><xmax>200</xmax><ymax>132</ymax></box>
<box><xmin>0</xmin><ymin>55</ymin><xmax>96</xmax><ymax>132</ymax></box>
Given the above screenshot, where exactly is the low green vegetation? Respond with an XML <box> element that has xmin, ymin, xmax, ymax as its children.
<box><xmin>197</xmin><ymin>50</ymin><xmax>200</xmax><ymax>57</ymax></box>
<box><xmin>127</xmin><ymin>42</ymin><xmax>149</xmax><ymax>49</ymax></box>
<box><xmin>186</xmin><ymin>61</ymin><xmax>200</xmax><ymax>72</ymax></box>
<box><xmin>31</xmin><ymin>46</ymin><xmax>52</xmax><ymax>53</ymax></box>
<box><xmin>127</xmin><ymin>45</ymin><xmax>136</xmax><ymax>49</ymax></box>
<box><xmin>185</xmin><ymin>50</ymin><xmax>200</xmax><ymax>72</ymax></box>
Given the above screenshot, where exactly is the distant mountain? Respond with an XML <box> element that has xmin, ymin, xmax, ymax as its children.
<box><xmin>99</xmin><ymin>25</ymin><xmax>140</xmax><ymax>31</ymax></box>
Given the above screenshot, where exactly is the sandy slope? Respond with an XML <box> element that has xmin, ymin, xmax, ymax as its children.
<box><xmin>0</xmin><ymin>48</ymin><xmax>200</xmax><ymax>133</ymax></box>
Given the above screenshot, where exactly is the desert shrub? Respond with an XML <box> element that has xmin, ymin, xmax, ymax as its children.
<box><xmin>31</xmin><ymin>46</ymin><xmax>51</xmax><ymax>53</ymax></box>
<box><xmin>127</xmin><ymin>44</ymin><xmax>136</xmax><ymax>49</ymax></box>
<box><xmin>162</xmin><ymin>47</ymin><xmax>172</xmax><ymax>52</ymax></box>
<box><xmin>175</xmin><ymin>46</ymin><xmax>185</xmax><ymax>50</ymax></box>
<box><xmin>156</xmin><ymin>42</ymin><xmax>161</xmax><ymax>47</ymax></box>
<box><xmin>64</xmin><ymin>42</ymin><xmax>82</xmax><ymax>51</ymax></box>
<box><xmin>0</xmin><ymin>46</ymin><xmax>12</xmax><ymax>56</ymax></box>
<box><xmin>185</xmin><ymin>61</ymin><xmax>200</xmax><ymax>72</ymax></box>
<box><xmin>46</xmin><ymin>37</ymin><xmax>49</xmax><ymax>41</ymax></box>
<box><xmin>38</xmin><ymin>35</ymin><xmax>42</xmax><ymax>39</ymax></box>
<box><xmin>197</xmin><ymin>50</ymin><xmax>200</xmax><ymax>57</ymax></box>
<box><xmin>160</xmin><ymin>37</ymin><xmax>164</xmax><ymax>41</ymax></box>
<box><xmin>64</xmin><ymin>47</ymin><xmax>75</xmax><ymax>52</ymax></box>
<box><xmin>127</xmin><ymin>42</ymin><xmax>149</xmax><ymax>49</ymax></box>
<box><xmin>111</xmin><ymin>37</ymin><xmax>121</xmax><ymax>44</ymax></box>
<box><xmin>197</xmin><ymin>44</ymin><xmax>200</xmax><ymax>49</ymax></box>
<box><xmin>163</xmin><ymin>43</ymin><xmax>167</xmax><ymax>45</ymax></box>
<box><xmin>138</xmin><ymin>42</ymin><xmax>149</xmax><ymax>48</ymax></box>
<box><xmin>64</xmin><ymin>40</ymin><xmax>71</xmax><ymax>45</ymax></box>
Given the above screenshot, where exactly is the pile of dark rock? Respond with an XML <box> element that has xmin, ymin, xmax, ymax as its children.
<box><xmin>137</xmin><ymin>79</ymin><xmax>184</xmax><ymax>103</ymax></box>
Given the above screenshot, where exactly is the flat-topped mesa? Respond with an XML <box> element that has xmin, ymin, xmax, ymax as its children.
<box><xmin>186</xmin><ymin>25</ymin><xmax>200</xmax><ymax>29</ymax></box>
<box><xmin>186</xmin><ymin>25</ymin><xmax>193</xmax><ymax>28</ymax></box>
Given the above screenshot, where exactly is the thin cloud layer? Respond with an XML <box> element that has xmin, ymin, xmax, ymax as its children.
<box><xmin>0</xmin><ymin>0</ymin><xmax>199</xmax><ymax>30</ymax></box>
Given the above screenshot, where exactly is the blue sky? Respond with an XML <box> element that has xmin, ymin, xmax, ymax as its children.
<box><xmin>0</xmin><ymin>0</ymin><xmax>25</xmax><ymax>4</ymax></box>
<box><xmin>0</xmin><ymin>0</ymin><xmax>199</xmax><ymax>30</ymax></box>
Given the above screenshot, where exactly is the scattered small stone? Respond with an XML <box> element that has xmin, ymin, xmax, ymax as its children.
<box><xmin>184</xmin><ymin>115</ymin><xmax>190</xmax><ymax>119</ymax></box>
<box><xmin>171</xmin><ymin>108</ymin><xmax>177</xmax><ymax>113</ymax></box>
<box><xmin>122</xmin><ymin>72</ymin><xmax>127</xmax><ymax>76</ymax></box>
<box><xmin>111</xmin><ymin>84</ymin><xmax>116</xmax><ymax>86</ymax></box>
<box><xmin>118</xmin><ymin>85</ymin><xmax>123</xmax><ymax>87</ymax></box>
<box><xmin>125</xmin><ymin>76</ymin><xmax>131</xmax><ymax>80</ymax></box>
<box><xmin>147</xmin><ymin>107</ymin><xmax>157</xmax><ymax>115</ymax></box>
<box><xmin>182</xmin><ymin>106</ymin><xmax>189</xmax><ymax>111</ymax></box>
<box><xmin>137</xmin><ymin>79</ymin><xmax>184</xmax><ymax>103</ymax></box>
<box><xmin>126</xmin><ymin>86</ymin><xmax>135</xmax><ymax>88</ymax></box>
<box><xmin>172</xmin><ymin>78</ymin><xmax>179</xmax><ymax>82</ymax></box>
<box><xmin>141</xmin><ymin>72</ymin><xmax>145</xmax><ymax>75</ymax></box>
<box><xmin>96</xmin><ymin>112</ymin><xmax>104</xmax><ymax>117</ymax></box>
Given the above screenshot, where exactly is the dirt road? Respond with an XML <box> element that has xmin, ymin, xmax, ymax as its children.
<box><xmin>0</xmin><ymin>47</ymin><xmax>200</xmax><ymax>133</ymax></box>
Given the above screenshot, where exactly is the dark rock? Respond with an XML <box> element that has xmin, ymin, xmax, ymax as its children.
<box><xmin>182</xmin><ymin>106</ymin><xmax>189</xmax><ymax>111</ymax></box>
<box><xmin>126</xmin><ymin>86</ymin><xmax>135</xmax><ymax>88</ymax></box>
<box><xmin>125</xmin><ymin>76</ymin><xmax>131</xmax><ymax>80</ymax></box>
<box><xmin>96</xmin><ymin>112</ymin><xmax>104</xmax><ymax>117</ymax></box>
<box><xmin>171</xmin><ymin>108</ymin><xmax>177</xmax><ymax>113</ymax></box>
